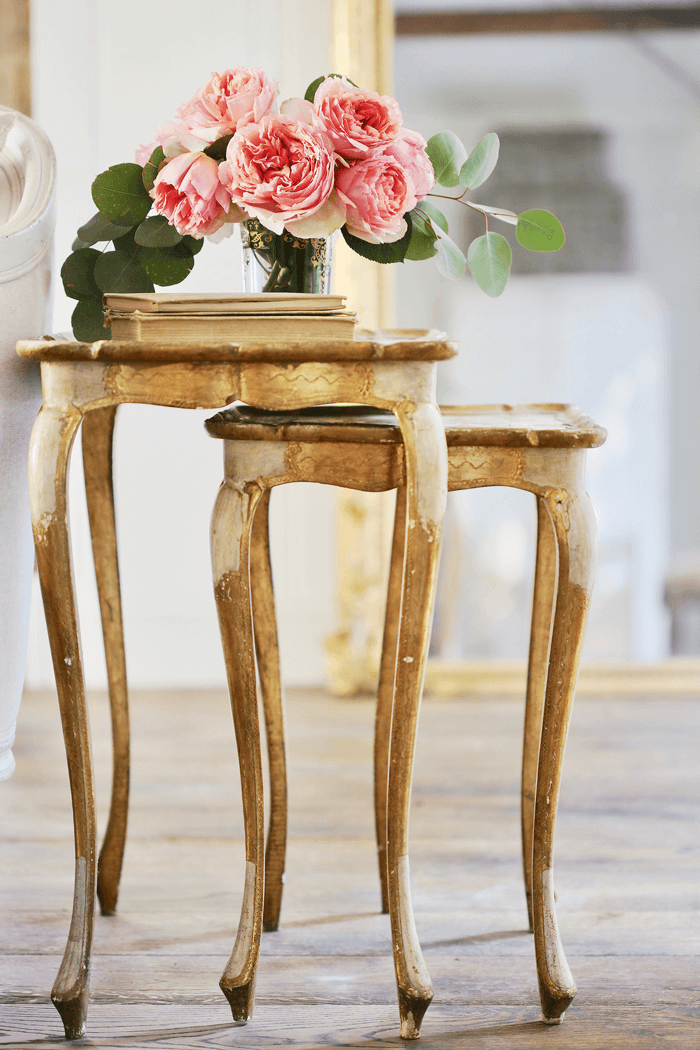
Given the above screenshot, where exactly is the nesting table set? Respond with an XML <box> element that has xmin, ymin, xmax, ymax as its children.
<box><xmin>17</xmin><ymin>328</ymin><xmax>604</xmax><ymax>1041</ymax></box>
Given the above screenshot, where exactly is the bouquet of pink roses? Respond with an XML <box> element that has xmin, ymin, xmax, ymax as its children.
<box><xmin>62</xmin><ymin>67</ymin><xmax>565</xmax><ymax>340</ymax></box>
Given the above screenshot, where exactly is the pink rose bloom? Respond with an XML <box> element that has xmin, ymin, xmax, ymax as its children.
<box><xmin>135</xmin><ymin>67</ymin><xmax>277</xmax><ymax>166</ymax></box>
<box><xmin>151</xmin><ymin>152</ymin><xmax>233</xmax><ymax>238</ymax></box>
<box><xmin>176</xmin><ymin>67</ymin><xmax>277</xmax><ymax>143</ymax></box>
<box><xmin>336</xmin><ymin>153</ymin><xmax>417</xmax><ymax>244</ymax></box>
<box><xmin>313</xmin><ymin>76</ymin><xmax>402</xmax><ymax>160</ymax></box>
<box><xmin>219</xmin><ymin>114</ymin><xmax>346</xmax><ymax>238</ymax></box>
<box><xmin>382</xmin><ymin>128</ymin><xmax>434</xmax><ymax>201</ymax></box>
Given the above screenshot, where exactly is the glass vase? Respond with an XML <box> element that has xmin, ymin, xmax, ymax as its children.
<box><xmin>240</xmin><ymin>217</ymin><xmax>335</xmax><ymax>294</ymax></box>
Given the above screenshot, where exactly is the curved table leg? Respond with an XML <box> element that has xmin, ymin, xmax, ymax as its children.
<box><xmin>522</xmin><ymin>496</ymin><xmax>557</xmax><ymax>931</ymax></box>
<box><xmin>211</xmin><ymin>479</ymin><xmax>266</xmax><ymax>1023</ymax></box>
<box><xmin>533</xmin><ymin>481</ymin><xmax>596</xmax><ymax>1024</ymax></box>
<box><xmin>249</xmin><ymin>488</ymin><xmax>288</xmax><ymax>933</ymax></box>
<box><xmin>388</xmin><ymin>404</ymin><xmax>447</xmax><ymax>1039</ymax></box>
<box><xmin>29</xmin><ymin>406</ymin><xmax>96</xmax><ymax>1040</ymax></box>
<box><xmin>82</xmin><ymin>406</ymin><xmax>130</xmax><ymax>917</ymax></box>
<box><xmin>374</xmin><ymin>484</ymin><xmax>406</xmax><ymax>916</ymax></box>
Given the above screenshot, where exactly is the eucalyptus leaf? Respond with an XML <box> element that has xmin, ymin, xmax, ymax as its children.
<box><xmin>341</xmin><ymin>215</ymin><xmax>412</xmax><ymax>264</ymax></box>
<box><xmin>113</xmin><ymin>229</ymin><xmax>137</xmax><ymax>253</ymax></box>
<box><xmin>142</xmin><ymin>146</ymin><xmax>165</xmax><ymax>192</ymax></box>
<box><xmin>414</xmin><ymin>200</ymin><xmax>448</xmax><ymax>234</ymax></box>
<box><xmin>467</xmin><ymin>202</ymin><xmax>518</xmax><ymax>226</ymax></box>
<box><xmin>467</xmin><ymin>232</ymin><xmax>511</xmax><ymax>297</ymax></box>
<box><xmin>71</xmin><ymin>237</ymin><xmax>91</xmax><ymax>251</ymax></box>
<box><xmin>77</xmin><ymin>211</ymin><xmax>134</xmax><ymax>245</ymax></box>
<box><xmin>204</xmin><ymin>135</ymin><xmax>233</xmax><ymax>160</ymax></box>
<box><xmin>304</xmin><ymin>72</ymin><xmax>357</xmax><ymax>103</ymax></box>
<box><xmin>178</xmin><ymin>234</ymin><xmax>204</xmax><ymax>256</ymax></box>
<box><xmin>135</xmin><ymin>214</ymin><xmax>183</xmax><ymax>247</ymax></box>
<box><xmin>61</xmin><ymin>248</ymin><xmax>102</xmax><ymax>300</ymax></box>
<box><xmin>138</xmin><ymin>246</ymin><xmax>194</xmax><ymax>286</ymax></box>
<box><xmin>516</xmin><ymin>209</ymin><xmax>565</xmax><ymax>252</ymax></box>
<box><xmin>92</xmin><ymin>163</ymin><xmax>153</xmax><ymax>226</ymax></box>
<box><xmin>426</xmin><ymin>131</ymin><xmax>468</xmax><ymax>188</ymax></box>
<box><xmin>71</xmin><ymin>298</ymin><xmax>111</xmax><ymax>341</ymax></box>
<box><xmin>405</xmin><ymin>227</ymin><xmax>437</xmax><ymax>261</ymax></box>
<box><xmin>459</xmin><ymin>133</ymin><xmax>500</xmax><ymax>190</ymax></box>
<box><xmin>432</xmin><ymin>224</ymin><xmax>467</xmax><ymax>280</ymax></box>
<box><xmin>93</xmin><ymin>250</ymin><xmax>154</xmax><ymax>294</ymax></box>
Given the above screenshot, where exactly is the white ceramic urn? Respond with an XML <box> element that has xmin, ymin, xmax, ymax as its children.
<box><xmin>0</xmin><ymin>105</ymin><xmax>56</xmax><ymax>780</ymax></box>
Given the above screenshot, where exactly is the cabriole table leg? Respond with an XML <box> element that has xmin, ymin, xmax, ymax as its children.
<box><xmin>29</xmin><ymin>405</ymin><xmax>96</xmax><ymax>1040</ymax></box>
<box><xmin>82</xmin><ymin>405</ymin><xmax>130</xmax><ymax>917</ymax></box>
<box><xmin>211</xmin><ymin>478</ymin><xmax>266</xmax><ymax>1023</ymax></box>
<box><xmin>532</xmin><ymin>483</ymin><xmax>596</xmax><ymax>1024</ymax></box>
<box><xmin>387</xmin><ymin>404</ymin><xmax>446</xmax><ymax>1039</ymax></box>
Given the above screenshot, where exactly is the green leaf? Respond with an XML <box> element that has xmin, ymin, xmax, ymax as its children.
<box><xmin>177</xmin><ymin>234</ymin><xmax>204</xmax><ymax>256</ymax></box>
<box><xmin>93</xmin><ymin>250</ymin><xmax>155</xmax><ymax>294</ymax></box>
<box><xmin>459</xmin><ymin>133</ymin><xmax>500</xmax><ymax>190</ymax></box>
<box><xmin>433</xmin><ymin>225</ymin><xmax>467</xmax><ymax>280</ymax></box>
<box><xmin>341</xmin><ymin>215</ymin><xmax>412</xmax><ymax>264</ymax></box>
<box><xmin>61</xmin><ymin>248</ymin><xmax>102</xmax><ymax>300</ymax></box>
<box><xmin>142</xmin><ymin>146</ymin><xmax>165</xmax><ymax>192</ymax></box>
<box><xmin>113</xmin><ymin>229</ymin><xmax>137</xmax><ymax>253</ymax></box>
<box><xmin>414</xmin><ymin>200</ymin><xmax>448</xmax><ymax>235</ymax></box>
<box><xmin>204</xmin><ymin>135</ymin><xmax>233</xmax><ymax>160</ymax></box>
<box><xmin>77</xmin><ymin>211</ymin><xmax>133</xmax><ymax>245</ymax></box>
<box><xmin>71</xmin><ymin>298</ymin><xmax>111</xmax><ymax>341</ymax></box>
<box><xmin>135</xmin><ymin>214</ymin><xmax>183</xmax><ymax>247</ymax></box>
<box><xmin>426</xmin><ymin>131</ymin><xmax>468</xmax><ymax>188</ymax></box>
<box><xmin>467</xmin><ymin>231</ymin><xmax>512</xmax><ymax>297</ymax></box>
<box><xmin>137</xmin><ymin>246</ymin><xmax>194</xmax><ymax>286</ymax></box>
<box><xmin>405</xmin><ymin>227</ymin><xmax>437</xmax><ymax>261</ymax></box>
<box><xmin>71</xmin><ymin>237</ymin><xmax>91</xmax><ymax>251</ymax></box>
<box><xmin>516</xmin><ymin>209</ymin><xmax>565</xmax><ymax>252</ymax></box>
<box><xmin>92</xmin><ymin>163</ymin><xmax>153</xmax><ymax>226</ymax></box>
<box><xmin>304</xmin><ymin>72</ymin><xmax>357</xmax><ymax>103</ymax></box>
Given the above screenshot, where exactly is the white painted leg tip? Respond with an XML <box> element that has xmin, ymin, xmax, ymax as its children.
<box><xmin>541</xmin><ymin>1014</ymin><xmax>564</xmax><ymax>1025</ymax></box>
<box><xmin>0</xmin><ymin>748</ymin><xmax>16</xmax><ymax>781</ymax></box>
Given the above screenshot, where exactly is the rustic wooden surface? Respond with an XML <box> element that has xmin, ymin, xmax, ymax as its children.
<box><xmin>1</xmin><ymin>688</ymin><xmax>699</xmax><ymax>1047</ymax></box>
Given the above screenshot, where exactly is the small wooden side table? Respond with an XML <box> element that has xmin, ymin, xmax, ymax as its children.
<box><xmin>16</xmin><ymin>332</ymin><xmax>456</xmax><ymax>1041</ymax></box>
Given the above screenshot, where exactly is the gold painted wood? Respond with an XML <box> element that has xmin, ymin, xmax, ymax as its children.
<box><xmin>81</xmin><ymin>406</ymin><xmax>129</xmax><ymax>919</ymax></box>
<box><xmin>250</xmin><ymin>489</ymin><xmax>288</xmax><ymax>934</ymax></box>
<box><xmin>28</xmin><ymin>406</ymin><xmax>95</xmax><ymax>1039</ymax></box>
<box><xmin>204</xmin><ymin>400</ymin><xmax>604</xmax><ymax>1030</ymax></box>
<box><xmin>0</xmin><ymin>0</ymin><xmax>30</xmax><ymax>115</ymax></box>
<box><xmin>22</xmin><ymin>331</ymin><xmax>450</xmax><ymax>1041</ymax></box>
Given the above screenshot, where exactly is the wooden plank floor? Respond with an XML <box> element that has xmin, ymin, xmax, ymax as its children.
<box><xmin>1</xmin><ymin>688</ymin><xmax>699</xmax><ymax>1048</ymax></box>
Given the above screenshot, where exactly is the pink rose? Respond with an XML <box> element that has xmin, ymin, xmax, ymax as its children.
<box><xmin>176</xmin><ymin>67</ymin><xmax>277</xmax><ymax>143</ymax></box>
<box><xmin>313</xmin><ymin>77</ymin><xmax>402</xmax><ymax>160</ymax></box>
<box><xmin>135</xmin><ymin>67</ymin><xmax>277</xmax><ymax>166</ymax></box>
<box><xmin>336</xmin><ymin>153</ymin><xmax>417</xmax><ymax>243</ymax></box>
<box><xmin>382</xmin><ymin>128</ymin><xmax>434</xmax><ymax>201</ymax></box>
<box><xmin>219</xmin><ymin>114</ymin><xmax>346</xmax><ymax>238</ymax></box>
<box><xmin>151</xmin><ymin>152</ymin><xmax>233</xmax><ymax>238</ymax></box>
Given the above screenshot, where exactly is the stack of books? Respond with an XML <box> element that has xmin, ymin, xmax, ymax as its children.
<box><xmin>103</xmin><ymin>292</ymin><xmax>357</xmax><ymax>342</ymax></box>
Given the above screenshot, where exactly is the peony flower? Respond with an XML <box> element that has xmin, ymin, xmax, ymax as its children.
<box><xmin>335</xmin><ymin>153</ymin><xmax>417</xmax><ymax>243</ymax></box>
<box><xmin>219</xmin><ymin>114</ymin><xmax>346</xmax><ymax>238</ymax></box>
<box><xmin>151</xmin><ymin>152</ymin><xmax>236</xmax><ymax>238</ymax></box>
<box><xmin>382</xmin><ymin>128</ymin><xmax>434</xmax><ymax>201</ymax></box>
<box><xmin>135</xmin><ymin>67</ymin><xmax>277</xmax><ymax>166</ymax></box>
<box><xmin>313</xmin><ymin>76</ymin><xmax>402</xmax><ymax>160</ymax></box>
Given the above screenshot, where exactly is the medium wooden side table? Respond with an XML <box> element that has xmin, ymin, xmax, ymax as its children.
<box><xmin>16</xmin><ymin>332</ymin><xmax>456</xmax><ymax>1041</ymax></box>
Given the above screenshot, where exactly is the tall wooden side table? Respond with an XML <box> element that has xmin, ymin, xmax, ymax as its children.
<box><xmin>16</xmin><ymin>333</ymin><xmax>456</xmax><ymax>1041</ymax></box>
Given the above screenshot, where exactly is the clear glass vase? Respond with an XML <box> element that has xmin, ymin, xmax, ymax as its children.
<box><xmin>240</xmin><ymin>217</ymin><xmax>335</xmax><ymax>294</ymax></box>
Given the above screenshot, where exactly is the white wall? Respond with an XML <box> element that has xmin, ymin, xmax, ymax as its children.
<box><xmin>25</xmin><ymin>0</ymin><xmax>337</xmax><ymax>689</ymax></box>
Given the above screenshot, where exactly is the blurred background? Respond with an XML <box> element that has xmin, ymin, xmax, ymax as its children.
<box><xmin>3</xmin><ymin>0</ymin><xmax>699</xmax><ymax>691</ymax></box>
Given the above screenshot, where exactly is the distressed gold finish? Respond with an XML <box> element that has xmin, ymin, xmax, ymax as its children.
<box><xmin>204</xmin><ymin>401</ymin><xmax>604</xmax><ymax>1030</ymax></box>
<box><xmin>81</xmin><ymin>407</ymin><xmax>129</xmax><ymax>917</ymax></box>
<box><xmin>18</xmin><ymin>332</ymin><xmax>452</xmax><ymax>1041</ymax></box>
